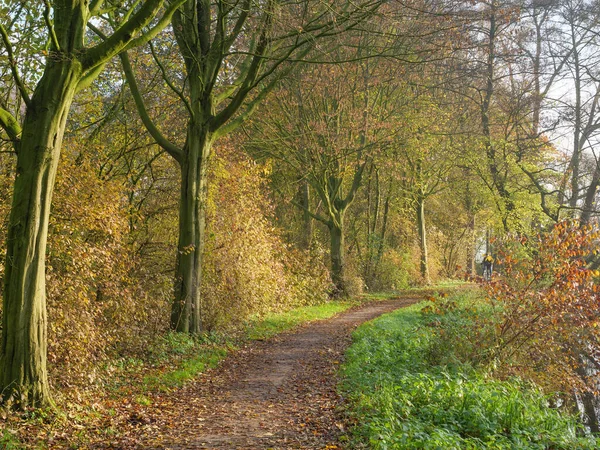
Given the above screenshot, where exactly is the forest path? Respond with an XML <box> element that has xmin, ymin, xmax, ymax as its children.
<box><xmin>100</xmin><ymin>294</ymin><xmax>422</xmax><ymax>449</ymax></box>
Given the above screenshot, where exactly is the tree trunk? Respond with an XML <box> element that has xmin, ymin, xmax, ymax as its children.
<box><xmin>570</xmin><ymin>23</ymin><xmax>582</xmax><ymax>213</ymax></box>
<box><xmin>416</xmin><ymin>196</ymin><xmax>430</xmax><ymax>285</ymax></box>
<box><xmin>480</xmin><ymin>2</ymin><xmax>514</xmax><ymax>230</ymax></box>
<box><xmin>465</xmin><ymin>213</ymin><xmax>476</xmax><ymax>276</ymax></box>
<box><xmin>364</xmin><ymin>166</ymin><xmax>381</xmax><ymax>286</ymax></box>
<box><xmin>373</xmin><ymin>190</ymin><xmax>391</xmax><ymax>280</ymax></box>
<box><xmin>329</xmin><ymin>217</ymin><xmax>346</xmax><ymax>296</ymax></box>
<box><xmin>580</xmin><ymin>391</ymin><xmax>600</xmax><ymax>433</ymax></box>
<box><xmin>300</xmin><ymin>179</ymin><xmax>313</xmax><ymax>249</ymax></box>
<box><xmin>576</xmin><ymin>360</ymin><xmax>600</xmax><ymax>433</ymax></box>
<box><xmin>580</xmin><ymin>164</ymin><xmax>600</xmax><ymax>226</ymax></box>
<box><xmin>1</xmin><ymin>60</ymin><xmax>81</xmax><ymax>407</ymax></box>
<box><xmin>171</xmin><ymin>125</ymin><xmax>211</xmax><ymax>334</ymax></box>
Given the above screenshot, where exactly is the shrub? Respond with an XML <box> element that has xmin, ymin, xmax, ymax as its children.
<box><xmin>421</xmin><ymin>290</ymin><xmax>498</xmax><ymax>367</ymax></box>
<box><xmin>483</xmin><ymin>221</ymin><xmax>600</xmax><ymax>394</ymax></box>
<box><xmin>367</xmin><ymin>248</ymin><xmax>412</xmax><ymax>291</ymax></box>
<box><xmin>201</xmin><ymin>143</ymin><xmax>332</xmax><ymax>330</ymax></box>
<box><xmin>46</xmin><ymin>156</ymin><xmax>167</xmax><ymax>389</ymax></box>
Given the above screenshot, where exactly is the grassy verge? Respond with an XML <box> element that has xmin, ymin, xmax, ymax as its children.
<box><xmin>340</xmin><ymin>290</ymin><xmax>597</xmax><ymax>449</ymax></box>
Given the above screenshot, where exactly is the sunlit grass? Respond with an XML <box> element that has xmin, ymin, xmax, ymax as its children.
<box><xmin>245</xmin><ymin>300</ymin><xmax>356</xmax><ymax>340</ymax></box>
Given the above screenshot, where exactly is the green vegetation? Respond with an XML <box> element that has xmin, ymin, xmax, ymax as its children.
<box><xmin>246</xmin><ymin>300</ymin><xmax>356</xmax><ymax>340</ymax></box>
<box><xmin>341</xmin><ymin>290</ymin><xmax>597</xmax><ymax>449</ymax></box>
<box><xmin>0</xmin><ymin>430</ymin><xmax>21</xmax><ymax>450</ymax></box>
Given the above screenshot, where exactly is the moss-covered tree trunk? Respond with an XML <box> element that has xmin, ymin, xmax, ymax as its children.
<box><xmin>0</xmin><ymin>0</ymin><xmax>183</xmax><ymax>409</ymax></box>
<box><xmin>0</xmin><ymin>60</ymin><xmax>81</xmax><ymax>407</ymax></box>
<box><xmin>171</xmin><ymin>123</ymin><xmax>211</xmax><ymax>333</ymax></box>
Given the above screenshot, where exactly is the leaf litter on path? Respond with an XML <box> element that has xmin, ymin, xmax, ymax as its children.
<box><xmin>30</xmin><ymin>296</ymin><xmax>422</xmax><ymax>449</ymax></box>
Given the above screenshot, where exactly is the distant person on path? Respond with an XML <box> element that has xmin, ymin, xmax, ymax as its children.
<box><xmin>482</xmin><ymin>254</ymin><xmax>494</xmax><ymax>280</ymax></box>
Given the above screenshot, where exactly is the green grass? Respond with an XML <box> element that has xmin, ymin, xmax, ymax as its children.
<box><xmin>341</xmin><ymin>292</ymin><xmax>597</xmax><ymax>449</ymax></box>
<box><xmin>245</xmin><ymin>300</ymin><xmax>356</xmax><ymax>340</ymax></box>
<box><xmin>0</xmin><ymin>429</ymin><xmax>23</xmax><ymax>450</ymax></box>
<box><xmin>139</xmin><ymin>346</ymin><xmax>229</xmax><ymax>392</ymax></box>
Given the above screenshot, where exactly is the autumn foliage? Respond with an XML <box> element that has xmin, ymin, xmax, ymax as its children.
<box><xmin>484</xmin><ymin>221</ymin><xmax>600</xmax><ymax>393</ymax></box>
<box><xmin>0</xmin><ymin>138</ymin><xmax>332</xmax><ymax>395</ymax></box>
<box><xmin>202</xmin><ymin>144</ymin><xmax>332</xmax><ymax>330</ymax></box>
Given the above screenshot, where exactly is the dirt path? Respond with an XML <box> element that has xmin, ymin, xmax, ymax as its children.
<box><xmin>100</xmin><ymin>295</ymin><xmax>421</xmax><ymax>449</ymax></box>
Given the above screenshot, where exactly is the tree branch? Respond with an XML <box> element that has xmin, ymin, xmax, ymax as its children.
<box><xmin>0</xmin><ymin>107</ymin><xmax>22</xmax><ymax>149</ymax></box>
<box><xmin>148</xmin><ymin>40</ymin><xmax>192</xmax><ymax>116</ymax></box>
<box><xmin>82</xmin><ymin>0</ymin><xmax>186</xmax><ymax>71</ymax></box>
<box><xmin>119</xmin><ymin>51</ymin><xmax>184</xmax><ymax>164</ymax></box>
<box><xmin>43</xmin><ymin>0</ymin><xmax>61</xmax><ymax>52</ymax></box>
<box><xmin>211</xmin><ymin>0</ymin><xmax>274</xmax><ymax>131</ymax></box>
<box><xmin>0</xmin><ymin>22</ymin><xmax>30</xmax><ymax>106</ymax></box>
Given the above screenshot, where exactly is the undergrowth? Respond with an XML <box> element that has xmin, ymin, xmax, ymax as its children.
<box><xmin>341</xmin><ymin>290</ymin><xmax>597</xmax><ymax>449</ymax></box>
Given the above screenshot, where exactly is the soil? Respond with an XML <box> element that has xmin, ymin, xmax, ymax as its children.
<box><xmin>97</xmin><ymin>295</ymin><xmax>421</xmax><ymax>449</ymax></box>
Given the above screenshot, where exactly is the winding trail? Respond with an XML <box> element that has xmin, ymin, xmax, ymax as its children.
<box><xmin>101</xmin><ymin>295</ymin><xmax>421</xmax><ymax>449</ymax></box>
